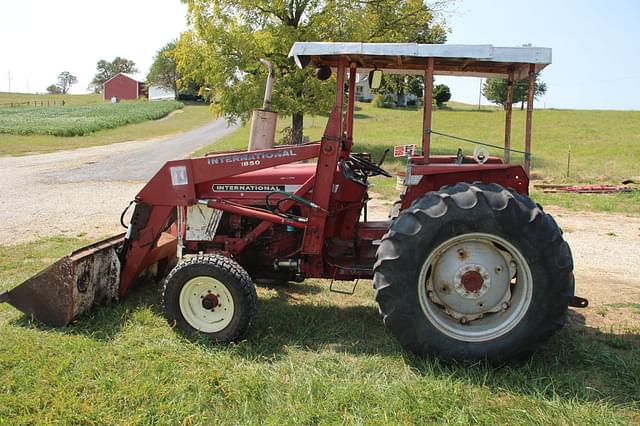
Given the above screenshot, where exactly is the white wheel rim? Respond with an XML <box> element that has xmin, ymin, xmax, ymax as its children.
<box><xmin>179</xmin><ymin>276</ymin><xmax>235</xmax><ymax>333</ymax></box>
<box><xmin>418</xmin><ymin>233</ymin><xmax>533</xmax><ymax>342</ymax></box>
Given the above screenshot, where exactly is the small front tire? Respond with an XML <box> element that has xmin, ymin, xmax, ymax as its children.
<box><xmin>163</xmin><ymin>254</ymin><xmax>257</xmax><ymax>342</ymax></box>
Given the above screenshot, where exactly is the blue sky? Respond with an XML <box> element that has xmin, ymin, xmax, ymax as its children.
<box><xmin>1</xmin><ymin>0</ymin><xmax>638</xmax><ymax>110</ymax></box>
<box><xmin>440</xmin><ymin>0</ymin><xmax>640</xmax><ymax>109</ymax></box>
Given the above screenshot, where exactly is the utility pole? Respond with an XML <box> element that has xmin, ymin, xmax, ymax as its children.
<box><xmin>8</xmin><ymin>71</ymin><xmax>11</xmax><ymax>93</ymax></box>
<box><xmin>478</xmin><ymin>78</ymin><xmax>482</xmax><ymax>110</ymax></box>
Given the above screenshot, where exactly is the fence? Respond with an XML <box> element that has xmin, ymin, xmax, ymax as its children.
<box><xmin>0</xmin><ymin>100</ymin><xmax>66</xmax><ymax>108</ymax></box>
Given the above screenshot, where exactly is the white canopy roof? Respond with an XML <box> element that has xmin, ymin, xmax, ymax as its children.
<box><xmin>289</xmin><ymin>42</ymin><xmax>551</xmax><ymax>79</ymax></box>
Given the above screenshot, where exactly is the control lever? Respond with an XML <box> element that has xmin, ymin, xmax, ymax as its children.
<box><xmin>378</xmin><ymin>148</ymin><xmax>390</xmax><ymax>166</ymax></box>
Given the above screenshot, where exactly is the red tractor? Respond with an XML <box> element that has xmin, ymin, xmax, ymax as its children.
<box><xmin>1</xmin><ymin>43</ymin><xmax>587</xmax><ymax>363</ymax></box>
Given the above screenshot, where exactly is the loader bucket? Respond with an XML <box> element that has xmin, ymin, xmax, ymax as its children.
<box><xmin>0</xmin><ymin>234</ymin><xmax>125</xmax><ymax>327</ymax></box>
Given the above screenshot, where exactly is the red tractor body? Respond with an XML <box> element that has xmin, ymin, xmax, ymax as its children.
<box><xmin>2</xmin><ymin>42</ymin><xmax>587</xmax><ymax>362</ymax></box>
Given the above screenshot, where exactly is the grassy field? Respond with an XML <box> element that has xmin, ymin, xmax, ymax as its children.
<box><xmin>0</xmin><ymin>237</ymin><xmax>638</xmax><ymax>424</ymax></box>
<box><xmin>0</xmin><ymin>92</ymin><xmax>102</xmax><ymax>107</ymax></box>
<box><xmin>1</xmin><ymin>102</ymin><xmax>639</xmax><ymax>423</ymax></box>
<box><xmin>195</xmin><ymin>102</ymin><xmax>640</xmax><ymax>214</ymax></box>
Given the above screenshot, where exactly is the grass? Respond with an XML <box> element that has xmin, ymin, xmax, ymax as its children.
<box><xmin>0</xmin><ymin>236</ymin><xmax>639</xmax><ymax>424</ymax></box>
<box><xmin>0</xmin><ymin>100</ymin><xmax>183</xmax><ymax>136</ymax></box>
<box><xmin>532</xmin><ymin>190</ymin><xmax>640</xmax><ymax>215</ymax></box>
<box><xmin>196</xmin><ymin>102</ymin><xmax>640</xmax><ymax>213</ymax></box>
<box><xmin>0</xmin><ymin>92</ymin><xmax>102</xmax><ymax>107</ymax></box>
<box><xmin>0</xmin><ymin>104</ymin><xmax>216</xmax><ymax>156</ymax></box>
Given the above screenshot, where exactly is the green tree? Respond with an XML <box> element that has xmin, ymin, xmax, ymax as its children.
<box><xmin>89</xmin><ymin>57</ymin><xmax>138</xmax><ymax>93</ymax></box>
<box><xmin>46</xmin><ymin>84</ymin><xmax>62</xmax><ymax>94</ymax></box>
<box><xmin>433</xmin><ymin>83</ymin><xmax>451</xmax><ymax>107</ymax></box>
<box><xmin>147</xmin><ymin>41</ymin><xmax>178</xmax><ymax>96</ymax></box>
<box><xmin>483</xmin><ymin>73</ymin><xmax>547</xmax><ymax>110</ymax></box>
<box><xmin>176</xmin><ymin>0</ymin><xmax>451</xmax><ymax>143</ymax></box>
<box><xmin>57</xmin><ymin>71</ymin><xmax>77</xmax><ymax>94</ymax></box>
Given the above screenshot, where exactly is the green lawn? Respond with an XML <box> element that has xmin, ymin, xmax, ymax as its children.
<box><xmin>0</xmin><ymin>237</ymin><xmax>638</xmax><ymax>424</ymax></box>
<box><xmin>0</xmin><ymin>92</ymin><xmax>102</xmax><ymax>107</ymax></box>
<box><xmin>0</xmin><ymin>103</ymin><xmax>216</xmax><ymax>156</ymax></box>
<box><xmin>196</xmin><ymin>102</ymin><xmax>640</xmax><ymax>214</ymax></box>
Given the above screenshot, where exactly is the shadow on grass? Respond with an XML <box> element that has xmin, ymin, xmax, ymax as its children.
<box><xmin>353</xmin><ymin>113</ymin><xmax>370</xmax><ymax>119</ymax></box>
<box><xmin>10</xmin><ymin>279</ymin><xmax>165</xmax><ymax>341</ymax></box>
<box><xmin>404</xmin><ymin>311</ymin><xmax>640</xmax><ymax>405</ymax></box>
<box><xmin>10</xmin><ymin>280</ymin><xmax>640</xmax><ymax>405</ymax></box>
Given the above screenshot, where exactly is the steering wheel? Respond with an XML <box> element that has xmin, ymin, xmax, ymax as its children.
<box><xmin>348</xmin><ymin>154</ymin><xmax>392</xmax><ymax>177</ymax></box>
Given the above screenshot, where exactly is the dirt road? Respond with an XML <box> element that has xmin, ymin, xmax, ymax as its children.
<box><xmin>0</xmin><ymin>118</ymin><xmax>235</xmax><ymax>244</ymax></box>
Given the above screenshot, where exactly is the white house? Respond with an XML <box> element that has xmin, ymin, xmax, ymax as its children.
<box><xmin>149</xmin><ymin>85</ymin><xmax>176</xmax><ymax>101</ymax></box>
<box><xmin>354</xmin><ymin>74</ymin><xmax>374</xmax><ymax>101</ymax></box>
<box><xmin>354</xmin><ymin>74</ymin><xmax>418</xmax><ymax>106</ymax></box>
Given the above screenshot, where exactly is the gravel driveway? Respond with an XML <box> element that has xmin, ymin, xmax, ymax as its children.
<box><xmin>0</xmin><ymin>118</ymin><xmax>236</xmax><ymax>244</ymax></box>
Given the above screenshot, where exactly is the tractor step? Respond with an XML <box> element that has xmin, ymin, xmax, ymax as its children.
<box><xmin>329</xmin><ymin>279</ymin><xmax>361</xmax><ymax>295</ymax></box>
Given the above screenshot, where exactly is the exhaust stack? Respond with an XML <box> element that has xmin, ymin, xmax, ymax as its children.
<box><xmin>248</xmin><ymin>59</ymin><xmax>278</xmax><ymax>151</ymax></box>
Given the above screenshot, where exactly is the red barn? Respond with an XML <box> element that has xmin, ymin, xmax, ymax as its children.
<box><xmin>103</xmin><ymin>73</ymin><xmax>146</xmax><ymax>101</ymax></box>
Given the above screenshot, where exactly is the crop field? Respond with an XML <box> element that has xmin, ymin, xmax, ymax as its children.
<box><xmin>0</xmin><ymin>100</ymin><xmax>184</xmax><ymax>137</ymax></box>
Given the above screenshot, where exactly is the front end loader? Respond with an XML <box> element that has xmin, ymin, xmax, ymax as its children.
<box><xmin>1</xmin><ymin>42</ymin><xmax>588</xmax><ymax>363</ymax></box>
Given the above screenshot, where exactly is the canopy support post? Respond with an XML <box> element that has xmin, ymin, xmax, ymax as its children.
<box><xmin>524</xmin><ymin>64</ymin><xmax>535</xmax><ymax>175</ymax></box>
<box><xmin>504</xmin><ymin>68</ymin><xmax>514</xmax><ymax>163</ymax></box>
<box><xmin>346</xmin><ymin>63</ymin><xmax>356</xmax><ymax>139</ymax></box>
<box><xmin>422</xmin><ymin>57</ymin><xmax>434</xmax><ymax>161</ymax></box>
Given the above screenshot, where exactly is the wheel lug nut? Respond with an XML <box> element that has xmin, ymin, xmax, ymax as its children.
<box><xmin>502</xmin><ymin>302</ymin><xmax>510</xmax><ymax>310</ymax></box>
<box><xmin>460</xmin><ymin>317</ymin><xmax>468</xmax><ymax>324</ymax></box>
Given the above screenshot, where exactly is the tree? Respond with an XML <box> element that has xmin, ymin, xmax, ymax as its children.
<box><xmin>89</xmin><ymin>57</ymin><xmax>138</xmax><ymax>93</ymax></box>
<box><xmin>176</xmin><ymin>0</ymin><xmax>451</xmax><ymax>143</ymax></box>
<box><xmin>433</xmin><ymin>83</ymin><xmax>451</xmax><ymax>106</ymax></box>
<box><xmin>147</xmin><ymin>41</ymin><xmax>179</xmax><ymax>96</ymax></box>
<box><xmin>57</xmin><ymin>71</ymin><xmax>77</xmax><ymax>94</ymax></box>
<box><xmin>46</xmin><ymin>84</ymin><xmax>62</xmax><ymax>94</ymax></box>
<box><xmin>483</xmin><ymin>73</ymin><xmax>547</xmax><ymax>110</ymax></box>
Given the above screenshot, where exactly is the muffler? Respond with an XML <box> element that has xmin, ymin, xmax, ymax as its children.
<box><xmin>248</xmin><ymin>59</ymin><xmax>278</xmax><ymax>151</ymax></box>
<box><xmin>0</xmin><ymin>234</ymin><xmax>124</xmax><ymax>326</ymax></box>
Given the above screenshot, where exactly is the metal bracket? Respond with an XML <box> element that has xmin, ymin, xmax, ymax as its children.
<box><xmin>568</xmin><ymin>295</ymin><xmax>589</xmax><ymax>308</ymax></box>
<box><xmin>329</xmin><ymin>278</ymin><xmax>360</xmax><ymax>295</ymax></box>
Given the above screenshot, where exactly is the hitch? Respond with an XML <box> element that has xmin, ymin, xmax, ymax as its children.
<box><xmin>568</xmin><ymin>295</ymin><xmax>589</xmax><ymax>308</ymax></box>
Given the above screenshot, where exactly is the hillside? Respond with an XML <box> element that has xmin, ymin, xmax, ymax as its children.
<box><xmin>0</xmin><ymin>91</ymin><xmax>102</xmax><ymax>106</ymax></box>
<box><xmin>199</xmin><ymin>102</ymin><xmax>640</xmax><ymax>184</ymax></box>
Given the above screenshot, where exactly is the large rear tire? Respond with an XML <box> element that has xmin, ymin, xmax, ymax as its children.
<box><xmin>373</xmin><ymin>182</ymin><xmax>574</xmax><ymax>363</ymax></box>
<box><xmin>163</xmin><ymin>254</ymin><xmax>257</xmax><ymax>342</ymax></box>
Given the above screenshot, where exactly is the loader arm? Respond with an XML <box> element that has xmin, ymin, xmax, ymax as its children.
<box><xmin>117</xmin><ymin>143</ymin><xmax>323</xmax><ymax>296</ymax></box>
<box><xmin>118</xmin><ymin>107</ymin><xmax>346</xmax><ymax>297</ymax></box>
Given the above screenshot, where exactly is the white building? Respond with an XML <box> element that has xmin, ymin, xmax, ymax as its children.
<box><xmin>354</xmin><ymin>74</ymin><xmax>374</xmax><ymax>102</ymax></box>
<box><xmin>149</xmin><ymin>85</ymin><xmax>176</xmax><ymax>101</ymax></box>
<box><xmin>354</xmin><ymin>74</ymin><xmax>418</xmax><ymax>106</ymax></box>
